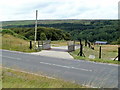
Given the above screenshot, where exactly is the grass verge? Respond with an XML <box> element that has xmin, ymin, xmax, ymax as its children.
<box><xmin>1</xmin><ymin>34</ymin><xmax>36</xmax><ymax>52</ymax></box>
<box><xmin>2</xmin><ymin>67</ymin><xmax>85</xmax><ymax>88</ymax></box>
<box><xmin>69</xmin><ymin>45</ymin><xmax>119</xmax><ymax>64</ymax></box>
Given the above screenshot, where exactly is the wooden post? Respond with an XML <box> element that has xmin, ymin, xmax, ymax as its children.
<box><xmin>99</xmin><ymin>46</ymin><xmax>102</xmax><ymax>59</ymax></box>
<box><xmin>118</xmin><ymin>47</ymin><xmax>120</xmax><ymax>61</ymax></box>
<box><xmin>85</xmin><ymin>39</ymin><xmax>87</xmax><ymax>46</ymax></box>
<box><xmin>42</xmin><ymin>40</ymin><xmax>44</xmax><ymax>49</ymax></box>
<box><xmin>80</xmin><ymin>44</ymin><xmax>83</xmax><ymax>56</ymax></box>
<box><xmin>74</xmin><ymin>40</ymin><xmax>75</xmax><ymax>51</ymax></box>
<box><xmin>38</xmin><ymin>41</ymin><xmax>40</xmax><ymax>48</ymax></box>
<box><xmin>29</xmin><ymin>41</ymin><xmax>32</xmax><ymax>49</ymax></box>
<box><xmin>79</xmin><ymin>39</ymin><xmax>82</xmax><ymax>45</ymax></box>
<box><xmin>88</xmin><ymin>42</ymin><xmax>90</xmax><ymax>48</ymax></box>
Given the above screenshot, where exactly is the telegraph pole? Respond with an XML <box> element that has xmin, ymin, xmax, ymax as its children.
<box><xmin>34</xmin><ymin>10</ymin><xmax>38</xmax><ymax>48</ymax></box>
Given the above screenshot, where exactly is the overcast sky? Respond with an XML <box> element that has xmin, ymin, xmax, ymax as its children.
<box><xmin>0</xmin><ymin>0</ymin><xmax>119</xmax><ymax>21</ymax></box>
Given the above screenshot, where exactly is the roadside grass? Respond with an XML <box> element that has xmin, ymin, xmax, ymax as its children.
<box><xmin>1</xmin><ymin>34</ymin><xmax>36</xmax><ymax>52</ymax></box>
<box><xmin>2</xmin><ymin>67</ymin><xmax>85</xmax><ymax>88</ymax></box>
<box><xmin>69</xmin><ymin>45</ymin><xmax>119</xmax><ymax>64</ymax></box>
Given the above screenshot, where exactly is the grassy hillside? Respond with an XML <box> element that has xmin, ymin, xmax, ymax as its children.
<box><xmin>7</xmin><ymin>27</ymin><xmax>71</xmax><ymax>41</ymax></box>
<box><xmin>1</xmin><ymin>34</ymin><xmax>35</xmax><ymax>52</ymax></box>
<box><xmin>2</xmin><ymin>67</ymin><xmax>85</xmax><ymax>88</ymax></box>
<box><xmin>2</xmin><ymin>19</ymin><xmax>119</xmax><ymax>43</ymax></box>
<box><xmin>1</xmin><ymin>29</ymin><xmax>27</xmax><ymax>40</ymax></box>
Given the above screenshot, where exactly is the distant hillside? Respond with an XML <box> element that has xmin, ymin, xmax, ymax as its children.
<box><xmin>2</xmin><ymin>19</ymin><xmax>119</xmax><ymax>43</ymax></box>
<box><xmin>2</xmin><ymin>19</ymin><xmax>91</xmax><ymax>27</ymax></box>
<box><xmin>5</xmin><ymin>27</ymin><xmax>71</xmax><ymax>41</ymax></box>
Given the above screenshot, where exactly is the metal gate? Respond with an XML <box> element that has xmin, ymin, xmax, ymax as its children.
<box><xmin>38</xmin><ymin>40</ymin><xmax>51</xmax><ymax>50</ymax></box>
<box><xmin>42</xmin><ymin>40</ymin><xmax>51</xmax><ymax>50</ymax></box>
<box><xmin>67</xmin><ymin>41</ymin><xmax>75</xmax><ymax>52</ymax></box>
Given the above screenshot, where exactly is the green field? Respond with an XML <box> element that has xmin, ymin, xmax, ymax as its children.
<box><xmin>2</xmin><ymin>67</ymin><xmax>85</xmax><ymax>88</ymax></box>
<box><xmin>2</xmin><ymin>19</ymin><xmax>90</xmax><ymax>26</ymax></box>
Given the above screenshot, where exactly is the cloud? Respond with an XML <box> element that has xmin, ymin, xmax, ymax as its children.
<box><xmin>0</xmin><ymin>0</ymin><xmax>119</xmax><ymax>21</ymax></box>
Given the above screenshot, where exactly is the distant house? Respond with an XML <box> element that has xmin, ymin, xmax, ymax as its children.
<box><xmin>95</xmin><ymin>41</ymin><xmax>107</xmax><ymax>45</ymax></box>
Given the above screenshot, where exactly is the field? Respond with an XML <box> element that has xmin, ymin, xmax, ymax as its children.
<box><xmin>2</xmin><ymin>19</ymin><xmax>90</xmax><ymax>27</ymax></box>
<box><xmin>51</xmin><ymin>41</ymin><xmax>79</xmax><ymax>47</ymax></box>
<box><xmin>2</xmin><ymin>67</ymin><xmax>85</xmax><ymax>88</ymax></box>
<box><xmin>1</xmin><ymin>34</ymin><xmax>36</xmax><ymax>52</ymax></box>
<box><xmin>70</xmin><ymin>44</ymin><xmax>119</xmax><ymax>64</ymax></box>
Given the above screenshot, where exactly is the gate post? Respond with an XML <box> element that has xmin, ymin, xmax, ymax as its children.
<box><xmin>29</xmin><ymin>41</ymin><xmax>32</xmax><ymax>49</ymax></box>
<box><xmin>99</xmin><ymin>46</ymin><xmax>102</xmax><ymax>59</ymax></box>
<box><xmin>80</xmin><ymin>44</ymin><xmax>83</xmax><ymax>56</ymax></box>
<box><xmin>79</xmin><ymin>39</ymin><xmax>82</xmax><ymax>45</ymax></box>
<box><xmin>85</xmin><ymin>39</ymin><xmax>87</xmax><ymax>46</ymax></box>
<box><xmin>74</xmin><ymin>40</ymin><xmax>75</xmax><ymax>51</ymax></box>
<box><xmin>38</xmin><ymin>41</ymin><xmax>40</xmax><ymax>48</ymax></box>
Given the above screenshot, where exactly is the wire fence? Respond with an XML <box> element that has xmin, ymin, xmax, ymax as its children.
<box><xmin>76</xmin><ymin>40</ymin><xmax>118</xmax><ymax>61</ymax></box>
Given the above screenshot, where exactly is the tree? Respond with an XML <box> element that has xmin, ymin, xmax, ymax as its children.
<box><xmin>40</xmin><ymin>33</ymin><xmax>47</xmax><ymax>40</ymax></box>
<box><xmin>117</xmin><ymin>38</ymin><xmax>120</xmax><ymax>44</ymax></box>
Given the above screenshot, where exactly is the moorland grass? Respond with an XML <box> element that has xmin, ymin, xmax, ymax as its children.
<box><xmin>2</xmin><ymin>67</ymin><xmax>85</xmax><ymax>88</ymax></box>
<box><xmin>1</xmin><ymin>34</ymin><xmax>36</xmax><ymax>52</ymax></box>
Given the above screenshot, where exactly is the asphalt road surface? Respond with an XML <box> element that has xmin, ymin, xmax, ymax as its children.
<box><xmin>1</xmin><ymin>49</ymin><xmax>119</xmax><ymax>88</ymax></box>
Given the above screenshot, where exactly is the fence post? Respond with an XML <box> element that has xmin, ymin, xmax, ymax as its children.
<box><xmin>29</xmin><ymin>41</ymin><xmax>32</xmax><ymax>49</ymax></box>
<box><xmin>38</xmin><ymin>41</ymin><xmax>40</xmax><ymax>48</ymax></box>
<box><xmin>88</xmin><ymin>42</ymin><xmax>90</xmax><ymax>48</ymax></box>
<box><xmin>118</xmin><ymin>47</ymin><xmax>120</xmax><ymax>61</ymax></box>
<box><xmin>99</xmin><ymin>46</ymin><xmax>102</xmax><ymax>59</ymax></box>
<box><xmin>80</xmin><ymin>44</ymin><xmax>83</xmax><ymax>56</ymax></box>
<box><xmin>85</xmin><ymin>39</ymin><xmax>87</xmax><ymax>46</ymax></box>
<box><xmin>74</xmin><ymin>40</ymin><xmax>75</xmax><ymax>51</ymax></box>
<box><xmin>79</xmin><ymin>39</ymin><xmax>82</xmax><ymax>45</ymax></box>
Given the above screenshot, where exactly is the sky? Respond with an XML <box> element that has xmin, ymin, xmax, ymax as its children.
<box><xmin>0</xmin><ymin>0</ymin><xmax>119</xmax><ymax>21</ymax></box>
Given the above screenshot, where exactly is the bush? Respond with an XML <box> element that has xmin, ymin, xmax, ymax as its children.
<box><xmin>40</xmin><ymin>33</ymin><xmax>47</xmax><ymax>40</ymax></box>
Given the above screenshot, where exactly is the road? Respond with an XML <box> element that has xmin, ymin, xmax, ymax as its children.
<box><xmin>31</xmin><ymin>46</ymin><xmax>75</xmax><ymax>59</ymax></box>
<box><xmin>1</xmin><ymin>49</ymin><xmax>119</xmax><ymax>88</ymax></box>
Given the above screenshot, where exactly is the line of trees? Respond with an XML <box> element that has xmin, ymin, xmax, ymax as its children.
<box><xmin>9</xmin><ymin>27</ymin><xmax>71</xmax><ymax>41</ymax></box>
<box><xmin>3</xmin><ymin>20</ymin><xmax>119</xmax><ymax>44</ymax></box>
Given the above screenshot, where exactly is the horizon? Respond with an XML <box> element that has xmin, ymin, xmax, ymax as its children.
<box><xmin>1</xmin><ymin>18</ymin><xmax>118</xmax><ymax>22</ymax></box>
<box><xmin>0</xmin><ymin>0</ymin><xmax>119</xmax><ymax>21</ymax></box>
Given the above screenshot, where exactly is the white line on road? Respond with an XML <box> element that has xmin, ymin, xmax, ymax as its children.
<box><xmin>40</xmin><ymin>62</ymin><xmax>93</xmax><ymax>72</ymax></box>
<box><xmin>0</xmin><ymin>55</ymin><xmax>21</xmax><ymax>60</ymax></box>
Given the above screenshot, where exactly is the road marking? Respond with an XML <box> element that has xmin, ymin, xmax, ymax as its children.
<box><xmin>40</xmin><ymin>62</ymin><xmax>93</xmax><ymax>72</ymax></box>
<box><xmin>0</xmin><ymin>55</ymin><xmax>21</xmax><ymax>60</ymax></box>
